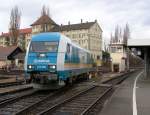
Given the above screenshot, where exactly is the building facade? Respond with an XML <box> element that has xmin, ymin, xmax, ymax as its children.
<box><xmin>0</xmin><ymin>28</ymin><xmax>31</xmax><ymax>50</ymax></box>
<box><xmin>0</xmin><ymin>33</ymin><xmax>10</xmax><ymax>47</ymax></box>
<box><xmin>0</xmin><ymin>15</ymin><xmax>103</xmax><ymax>65</ymax></box>
<box><xmin>60</xmin><ymin>20</ymin><xmax>103</xmax><ymax>62</ymax></box>
<box><xmin>31</xmin><ymin>15</ymin><xmax>103</xmax><ymax>64</ymax></box>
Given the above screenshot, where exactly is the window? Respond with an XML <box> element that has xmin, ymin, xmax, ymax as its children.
<box><xmin>29</xmin><ymin>41</ymin><xmax>58</xmax><ymax>52</ymax></box>
<box><xmin>67</xmin><ymin>44</ymin><xmax>70</xmax><ymax>53</ymax></box>
<box><xmin>111</xmin><ymin>47</ymin><xmax>116</xmax><ymax>53</ymax></box>
<box><xmin>117</xmin><ymin>47</ymin><xmax>122</xmax><ymax>52</ymax></box>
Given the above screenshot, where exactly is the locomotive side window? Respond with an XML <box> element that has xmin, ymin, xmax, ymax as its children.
<box><xmin>67</xmin><ymin>44</ymin><xmax>70</xmax><ymax>53</ymax></box>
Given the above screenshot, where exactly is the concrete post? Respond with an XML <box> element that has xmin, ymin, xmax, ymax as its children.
<box><xmin>144</xmin><ymin>48</ymin><xmax>148</xmax><ymax>78</ymax></box>
<box><xmin>126</xmin><ymin>47</ymin><xmax>130</xmax><ymax>71</ymax></box>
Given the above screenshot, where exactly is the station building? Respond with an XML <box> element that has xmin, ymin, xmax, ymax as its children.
<box><xmin>109</xmin><ymin>42</ymin><xmax>127</xmax><ymax>72</ymax></box>
<box><xmin>109</xmin><ymin>40</ymin><xmax>144</xmax><ymax>72</ymax></box>
<box><xmin>0</xmin><ymin>46</ymin><xmax>23</xmax><ymax>69</ymax></box>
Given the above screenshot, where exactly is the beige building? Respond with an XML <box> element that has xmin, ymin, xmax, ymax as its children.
<box><xmin>31</xmin><ymin>15</ymin><xmax>103</xmax><ymax>64</ymax></box>
<box><xmin>109</xmin><ymin>42</ymin><xmax>127</xmax><ymax>72</ymax></box>
<box><xmin>60</xmin><ymin>20</ymin><xmax>103</xmax><ymax>62</ymax></box>
<box><xmin>0</xmin><ymin>33</ymin><xmax>10</xmax><ymax>47</ymax></box>
<box><xmin>0</xmin><ymin>28</ymin><xmax>32</xmax><ymax>50</ymax></box>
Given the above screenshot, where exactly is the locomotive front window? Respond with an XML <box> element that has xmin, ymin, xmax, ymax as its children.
<box><xmin>30</xmin><ymin>41</ymin><xmax>58</xmax><ymax>52</ymax></box>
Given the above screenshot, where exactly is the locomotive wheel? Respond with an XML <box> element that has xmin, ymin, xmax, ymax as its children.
<box><xmin>65</xmin><ymin>77</ymin><xmax>73</xmax><ymax>86</ymax></box>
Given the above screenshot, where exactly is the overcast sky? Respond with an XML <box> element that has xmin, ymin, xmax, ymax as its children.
<box><xmin>0</xmin><ymin>0</ymin><xmax>150</xmax><ymax>41</ymax></box>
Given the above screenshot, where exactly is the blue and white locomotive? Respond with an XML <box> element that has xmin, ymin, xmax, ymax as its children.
<box><xmin>25</xmin><ymin>32</ymin><xmax>94</xmax><ymax>89</ymax></box>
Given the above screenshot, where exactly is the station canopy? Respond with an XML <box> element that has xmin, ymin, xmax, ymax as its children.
<box><xmin>128</xmin><ymin>39</ymin><xmax>150</xmax><ymax>47</ymax></box>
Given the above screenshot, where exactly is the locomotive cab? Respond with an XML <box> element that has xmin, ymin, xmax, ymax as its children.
<box><xmin>25</xmin><ymin>33</ymin><xmax>63</xmax><ymax>89</ymax></box>
<box><xmin>25</xmin><ymin>32</ymin><xmax>94</xmax><ymax>89</ymax></box>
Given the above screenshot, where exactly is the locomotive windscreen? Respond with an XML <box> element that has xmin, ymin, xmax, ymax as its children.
<box><xmin>29</xmin><ymin>41</ymin><xmax>58</xmax><ymax>52</ymax></box>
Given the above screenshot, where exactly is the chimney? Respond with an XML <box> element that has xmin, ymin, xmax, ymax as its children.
<box><xmin>86</xmin><ymin>21</ymin><xmax>88</xmax><ymax>23</ymax></box>
<box><xmin>68</xmin><ymin>21</ymin><xmax>70</xmax><ymax>25</ymax></box>
<box><xmin>1</xmin><ymin>32</ymin><xmax>3</xmax><ymax>35</ymax></box>
<box><xmin>81</xmin><ymin>19</ymin><xmax>83</xmax><ymax>23</ymax></box>
<box><xmin>60</xmin><ymin>24</ymin><xmax>63</xmax><ymax>31</ymax></box>
<box><xmin>95</xmin><ymin>19</ymin><xmax>97</xmax><ymax>22</ymax></box>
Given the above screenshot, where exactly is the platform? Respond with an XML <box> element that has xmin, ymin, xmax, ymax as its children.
<box><xmin>100</xmin><ymin>70</ymin><xmax>150</xmax><ymax>115</ymax></box>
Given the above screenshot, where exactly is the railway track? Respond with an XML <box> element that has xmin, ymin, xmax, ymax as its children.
<box><xmin>16</xmin><ymin>71</ymin><xmax>132</xmax><ymax>115</ymax></box>
<box><xmin>15</xmin><ymin>83</ymin><xmax>93</xmax><ymax>115</ymax></box>
<box><xmin>0</xmin><ymin>86</ymin><xmax>33</xmax><ymax>103</ymax></box>
<box><xmin>38</xmin><ymin>86</ymin><xmax>112</xmax><ymax>115</ymax></box>
<box><xmin>36</xmin><ymin>72</ymin><xmax>133</xmax><ymax>115</ymax></box>
<box><xmin>102</xmin><ymin>71</ymin><xmax>133</xmax><ymax>85</ymax></box>
<box><xmin>0</xmin><ymin>80</ymin><xmax>25</xmax><ymax>88</ymax></box>
<box><xmin>0</xmin><ymin>71</ymin><xmax>135</xmax><ymax>115</ymax></box>
<box><xmin>0</xmin><ymin>89</ymin><xmax>54</xmax><ymax>114</ymax></box>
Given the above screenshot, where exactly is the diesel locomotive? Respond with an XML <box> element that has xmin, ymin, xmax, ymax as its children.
<box><xmin>24</xmin><ymin>32</ymin><xmax>95</xmax><ymax>89</ymax></box>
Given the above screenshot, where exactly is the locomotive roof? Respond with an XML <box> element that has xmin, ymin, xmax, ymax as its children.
<box><xmin>31</xmin><ymin>32</ymin><xmax>90</xmax><ymax>53</ymax></box>
<box><xmin>32</xmin><ymin>32</ymin><xmax>60</xmax><ymax>41</ymax></box>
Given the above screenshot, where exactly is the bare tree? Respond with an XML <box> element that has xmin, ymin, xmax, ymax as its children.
<box><xmin>114</xmin><ymin>25</ymin><xmax>119</xmax><ymax>43</ymax></box>
<box><xmin>40</xmin><ymin>5</ymin><xmax>51</xmax><ymax>32</ymax></box>
<box><xmin>110</xmin><ymin>33</ymin><xmax>113</xmax><ymax>44</ymax></box>
<box><xmin>41</xmin><ymin>5</ymin><xmax>50</xmax><ymax>16</ymax></box>
<box><xmin>123</xmin><ymin>23</ymin><xmax>130</xmax><ymax>45</ymax></box>
<box><xmin>9</xmin><ymin>6</ymin><xmax>21</xmax><ymax>46</ymax></box>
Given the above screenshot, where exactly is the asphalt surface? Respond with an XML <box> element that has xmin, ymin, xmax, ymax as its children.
<box><xmin>100</xmin><ymin>70</ymin><xmax>149</xmax><ymax>115</ymax></box>
<box><xmin>136</xmin><ymin>73</ymin><xmax>150</xmax><ymax>115</ymax></box>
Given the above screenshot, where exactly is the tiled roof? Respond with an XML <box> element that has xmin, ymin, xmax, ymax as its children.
<box><xmin>52</xmin><ymin>22</ymin><xmax>96</xmax><ymax>32</ymax></box>
<box><xmin>31</xmin><ymin>15</ymin><xmax>57</xmax><ymax>26</ymax></box>
<box><xmin>1</xmin><ymin>33</ymin><xmax>9</xmax><ymax>37</ymax></box>
<box><xmin>0</xmin><ymin>46</ymin><xmax>18</xmax><ymax>60</ymax></box>
<box><xmin>0</xmin><ymin>28</ymin><xmax>32</xmax><ymax>37</ymax></box>
<box><xmin>62</xmin><ymin>22</ymin><xmax>95</xmax><ymax>31</ymax></box>
<box><xmin>30</xmin><ymin>14</ymin><xmax>97</xmax><ymax>31</ymax></box>
<box><xmin>19</xmin><ymin>28</ymin><xmax>32</xmax><ymax>34</ymax></box>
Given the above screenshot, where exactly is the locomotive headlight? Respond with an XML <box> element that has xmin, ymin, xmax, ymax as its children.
<box><xmin>52</xmin><ymin>65</ymin><xmax>56</xmax><ymax>69</ymax></box>
<box><xmin>29</xmin><ymin>65</ymin><xmax>32</xmax><ymax>69</ymax></box>
<box><xmin>28</xmin><ymin>65</ymin><xmax>34</xmax><ymax>69</ymax></box>
<box><xmin>48</xmin><ymin>65</ymin><xmax>56</xmax><ymax>72</ymax></box>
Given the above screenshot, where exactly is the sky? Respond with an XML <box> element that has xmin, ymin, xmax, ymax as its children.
<box><xmin>0</xmin><ymin>0</ymin><xmax>150</xmax><ymax>42</ymax></box>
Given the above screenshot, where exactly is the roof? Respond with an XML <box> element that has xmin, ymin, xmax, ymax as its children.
<box><xmin>128</xmin><ymin>39</ymin><xmax>150</xmax><ymax>47</ymax></box>
<box><xmin>53</xmin><ymin>22</ymin><xmax>96</xmax><ymax>31</ymax></box>
<box><xmin>31</xmin><ymin>14</ymin><xmax>97</xmax><ymax>31</ymax></box>
<box><xmin>19</xmin><ymin>28</ymin><xmax>32</xmax><ymax>34</ymax></box>
<box><xmin>0</xmin><ymin>28</ymin><xmax>32</xmax><ymax>37</ymax></box>
<box><xmin>14</xmin><ymin>53</ymin><xmax>25</xmax><ymax>60</ymax></box>
<box><xmin>0</xmin><ymin>33</ymin><xmax>9</xmax><ymax>37</ymax></box>
<box><xmin>31</xmin><ymin>32</ymin><xmax>90</xmax><ymax>53</ymax></box>
<box><xmin>0</xmin><ymin>46</ymin><xmax>20</xmax><ymax>60</ymax></box>
<box><xmin>109</xmin><ymin>43</ymin><xmax>126</xmax><ymax>46</ymax></box>
<box><xmin>31</xmin><ymin>15</ymin><xmax>57</xmax><ymax>26</ymax></box>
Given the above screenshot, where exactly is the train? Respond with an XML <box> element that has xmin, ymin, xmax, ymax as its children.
<box><xmin>24</xmin><ymin>32</ymin><xmax>96</xmax><ymax>89</ymax></box>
